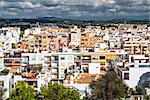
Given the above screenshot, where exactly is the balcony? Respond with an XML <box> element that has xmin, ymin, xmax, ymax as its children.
<box><xmin>51</xmin><ymin>69</ymin><xmax>58</xmax><ymax>74</ymax></box>
<box><xmin>74</xmin><ymin>56</ymin><xmax>81</xmax><ymax>62</ymax></box>
<box><xmin>51</xmin><ymin>75</ymin><xmax>58</xmax><ymax>80</ymax></box>
<box><xmin>51</xmin><ymin>63</ymin><xmax>59</xmax><ymax>68</ymax></box>
<box><xmin>22</xmin><ymin>58</ymin><xmax>29</xmax><ymax>63</ymax></box>
<box><xmin>81</xmin><ymin>59</ymin><xmax>91</xmax><ymax>63</ymax></box>
<box><xmin>51</xmin><ymin>56</ymin><xmax>59</xmax><ymax>62</ymax></box>
<box><xmin>44</xmin><ymin>58</ymin><xmax>51</xmax><ymax>63</ymax></box>
<box><xmin>22</xmin><ymin>63</ymin><xmax>29</xmax><ymax>66</ymax></box>
<box><xmin>91</xmin><ymin>58</ymin><xmax>99</xmax><ymax>63</ymax></box>
<box><xmin>26</xmin><ymin>81</ymin><xmax>38</xmax><ymax>88</ymax></box>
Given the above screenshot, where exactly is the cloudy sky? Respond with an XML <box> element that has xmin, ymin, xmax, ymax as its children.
<box><xmin>0</xmin><ymin>0</ymin><xmax>149</xmax><ymax>20</ymax></box>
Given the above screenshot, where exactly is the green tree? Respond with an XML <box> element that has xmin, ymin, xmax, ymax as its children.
<box><xmin>0</xmin><ymin>87</ymin><xmax>5</xmax><ymax>100</ymax></box>
<box><xmin>89</xmin><ymin>71</ymin><xmax>128</xmax><ymax>100</ymax></box>
<box><xmin>145</xmin><ymin>94</ymin><xmax>150</xmax><ymax>100</ymax></box>
<box><xmin>20</xmin><ymin>31</ymin><xmax>24</xmax><ymax>39</ymax></box>
<box><xmin>40</xmin><ymin>82</ymin><xmax>80</xmax><ymax>100</ymax></box>
<box><xmin>8</xmin><ymin>81</ymin><xmax>35</xmax><ymax>100</ymax></box>
<box><xmin>129</xmin><ymin>86</ymin><xmax>150</xmax><ymax>100</ymax></box>
<box><xmin>129</xmin><ymin>86</ymin><xmax>145</xmax><ymax>95</ymax></box>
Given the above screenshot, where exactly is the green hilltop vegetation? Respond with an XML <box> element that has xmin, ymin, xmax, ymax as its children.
<box><xmin>0</xmin><ymin>17</ymin><xmax>149</xmax><ymax>30</ymax></box>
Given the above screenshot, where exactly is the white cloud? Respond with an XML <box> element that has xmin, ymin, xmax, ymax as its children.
<box><xmin>0</xmin><ymin>0</ymin><xmax>149</xmax><ymax>20</ymax></box>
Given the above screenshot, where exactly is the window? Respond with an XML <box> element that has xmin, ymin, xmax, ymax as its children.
<box><xmin>60</xmin><ymin>57</ymin><xmax>65</xmax><ymax>60</ymax></box>
<box><xmin>81</xmin><ymin>34</ymin><xmax>86</xmax><ymax>36</ymax></box>
<box><xmin>43</xmin><ymin>40</ymin><xmax>47</xmax><ymax>43</ymax></box>
<box><xmin>92</xmin><ymin>57</ymin><xmax>98</xmax><ymax>60</ymax></box>
<box><xmin>82</xmin><ymin>56</ymin><xmax>91</xmax><ymax>60</ymax></box>
<box><xmin>0</xmin><ymin>81</ymin><xmax>4</xmax><ymax>87</ymax></box>
<box><xmin>12</xmin><ymin>43</ymin><xmax>16</xmax><ymax>49</ymax></box>
<box><xmin>100</xmin><ymin>56</ymin><xmax>105</xmax><ymax>59</ymax></box>
<box><xmin>124</xmin><ymin>73</ymin><xmax>129</xmax><ymax>80</ymax></box>
<box><xmin>43</xmin><ymin>45</ymin><xmax>47</xmax><ymax>48</ymax></box>
<box><xmin>131</xmin><ymin>57</ymin><xmax>134</xmax><ymax>62</ymax></box>
<box><xmin>30</xmin><ymin>45</ymin><xmax>34</xmax><ymax>48</ymax></box>
<box><xmin>43</xmin><ymin>36</ymin><xmax>47</xmax><ymax>38</ymax></box>
<box><xmin>100</xmin><ymin>62</ymin><xmax>105</xmax><ymax>65</ymax></box>
<box><xmin>30</xmin><ymin>40</ymin><xmax>34</xmax><ymax>43</ymax></box>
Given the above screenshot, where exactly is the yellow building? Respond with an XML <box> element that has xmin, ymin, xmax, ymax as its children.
<box><xmin>81</xmin><ymin>51</ymin><xmax>117</xmax><ymax>70</ymax></box>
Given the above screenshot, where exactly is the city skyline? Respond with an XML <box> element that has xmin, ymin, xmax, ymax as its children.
<box><xmin>0</xmin><ymin>0</ymin><xmax>150</xmax><ymax>100</ymax></box>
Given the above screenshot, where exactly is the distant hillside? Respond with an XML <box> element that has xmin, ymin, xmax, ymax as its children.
<box><xmin>0</xmin><ymin>17</ymin><xmax>149</xmax><ymax>26</ymax></box>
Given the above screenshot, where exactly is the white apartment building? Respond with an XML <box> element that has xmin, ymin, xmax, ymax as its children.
<box><xmin>0</xmin><ymin>73</ymin><xmax>12</xmax><ymax>99</ymax></box>
<box><xmin>21</xmin><ymin>52</ymin><xmax>104</xmax><ymax>82</ymax></box>
<box><xmin>21</xmin><ymin>52</ymin><xmax>80</xmax><ymax>82</ymax></box>
<box><xmin>13</xmin><ymin>69</ymin><xmax>51</xmax><ymax>91</ymax></box>
<box><xmin>0</xmin><ymin>52</ymin><xmax>5</xmax><ymax>71</ymax></box>
<box><xmin>0</xmin><ymin>68</ymin><xmax>51</xmax><ymax>99</ymax></box>
<box><xmin>128</xmin><ymin>55</ymin><xmax>149</xmax><ymax>64</ymax></box>
<box><xmin>116</xmin><ymin>55</ymin><xmax>150</xmax><ymax>88</ymax></box>
<box><xmin>24</xmin><ymin>27</ymin><xmax>42</xmax><ymax>36</ymax></box>
<box><xmin>0</xmin><ymin>27</ymin><xmax>20</xmax><ymax>50</ymax></box>
<box><xmin>69</xmin><ymin>32</ymin><xmax>80</xmax><ymax>47</ymax></box>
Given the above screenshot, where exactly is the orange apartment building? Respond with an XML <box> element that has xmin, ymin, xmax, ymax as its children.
<box><xmin>18</xmin><ymin>34</ymin><xmax>68</xmax><ymax>52</ymax></box>
<box><xmin>80</xmin><ymin>32</ymin><xmax>95</xmax><ymax>49</ymax></box>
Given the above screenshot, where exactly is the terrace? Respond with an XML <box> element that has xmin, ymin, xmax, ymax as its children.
<box><xmin>74</xmin><ymin>74</ymin><xmax>98</xmax><ymax>84</ymax></box>
<box><xmin>64</xmin><ymin>70</ymin><xmax>106</xmax><ymax>84</ymax></box>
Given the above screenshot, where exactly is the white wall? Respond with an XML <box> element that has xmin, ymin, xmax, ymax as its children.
<box><xmin>64</xmin><ymin>84</ymin><xmax>90</xmax><ymax>99</ymax></box>
<box><xmin>125</xmin><ymin>67</ymin><xmax>150</xmax><ymax>88</ymax></box>
<box><xmin>59</xmin><ymin>55</ymin><xmax>74</xmax><ymax>79</ymax></box>
<box><xmin>100</xmin><ymin>43</ymin><xmax>108</xmax><ymax>49</ymax></box>
<box><xmin>0</xmin><ymin>74</ymin><xmax>11</xmax><ymax>99</ymax></box>
<box><xmin>0</xmin><ymin>53</ymin><xmax>4</xmax><ymax>71</ymax></box>
<box><xmin>0</xmin><ymin>27</ymin><xmax>20</xmax><ymax>50</ymax></box>
<box><xmin>89</xmin><ymin>63</ymin><xmax>100</xmax><ymax>74</ymax></box>
<box><xmin>129</xmin><ymin>55</ymin><xmax>145</xmax><ymax>63</ymax></box>
<box><xmin>29</xmin><ymin>55</ymin><xmax>44</xmax><ymax>65</ymax></box>
<box><xmin>13</xmin><ymin>75</ymin><xmax>25</xmax><ymax>85</ymax></box>
<box><xmin>37</xmin><ymin>71</ymin><xmax>52</xmax><ymax>91</ymax></box>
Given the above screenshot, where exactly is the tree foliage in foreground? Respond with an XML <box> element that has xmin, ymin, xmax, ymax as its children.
<box><xmin>89</xmin><ymin>71</ymin><xmax>128</xmax><ymax>100</ymax></box>
<box><xmin>129</xmin><ymin>86</ymin><xmax>145</xmax><ymax>96</ymax></box>
<box><xmin>8</xmin><ymin>81</ymin><xmax>35</xmax><ymax>100</ymax></box>
<box><xmin>129</xmin><ymin>86</ymin><xmax>150</xmax><ymax>100</ymax></box>
<box><xmin>40</xmin><ymin>82</ymin><xmax>80</xmax><ymax>100</ymax></box>
<box><xmin>145</xmin><ymin>94</ymin><xmax>150</xmax><ymax>100</ymax></box>
<box><xmin>0</xmin><ymin>87</ymin><xmax>5</xmax><ymax>100</ymax></box>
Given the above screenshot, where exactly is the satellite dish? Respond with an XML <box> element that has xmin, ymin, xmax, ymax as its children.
<box><xmin>138</xmin><ymin>72</ymin><xmax>150</xmax><ymax>88</ymax></box>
